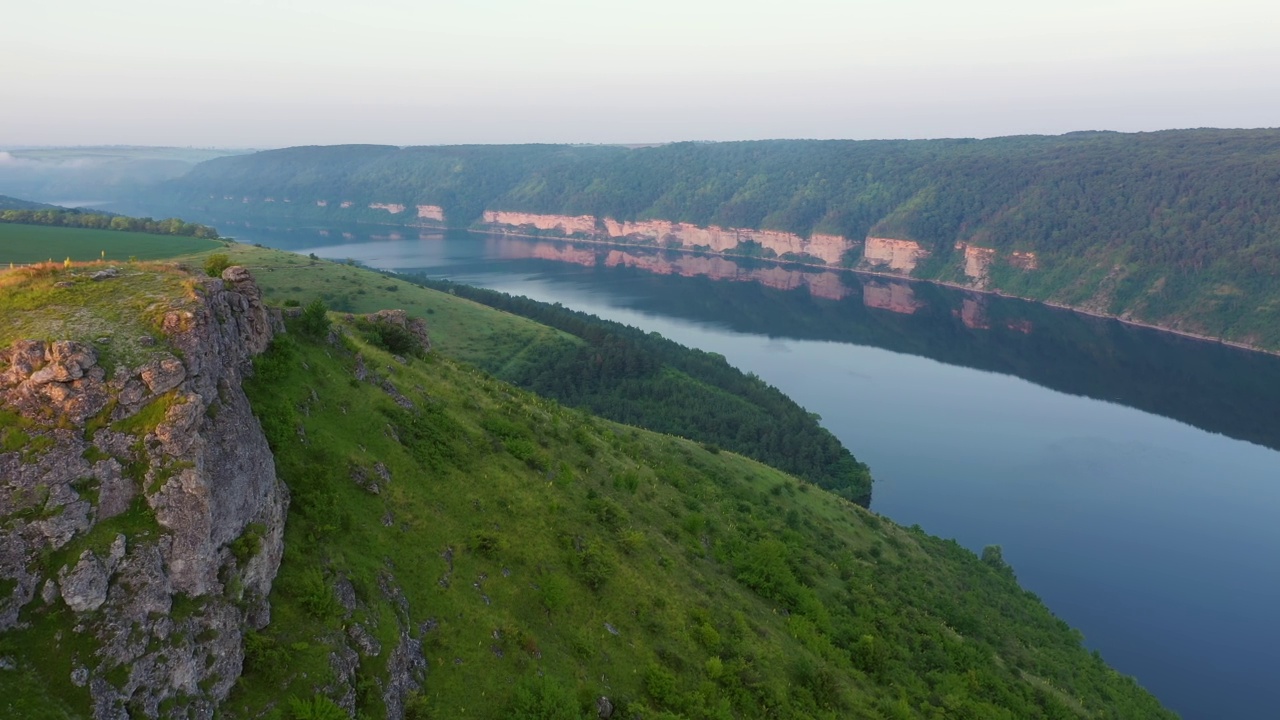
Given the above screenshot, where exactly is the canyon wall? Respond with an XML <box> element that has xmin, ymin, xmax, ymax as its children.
<box><xmin>0</xmin><ymin>267</ymin><xmax>287</xmax><ymax>718</ymax></box>
<box><xmin>482</xmin><ymin>212</ymin><xmax>857</xmax><ymax>266</ymax></box>
<box><xmin>862</xmin><ymin>237</ymin><xmax>929</xmax><ymax>273</ymax></box>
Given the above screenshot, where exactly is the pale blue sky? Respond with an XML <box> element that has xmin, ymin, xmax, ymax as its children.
<box><xmin>3</xmin><ymin>0</ymin><xmax>1278</xmax><ymax>146</ymax></box>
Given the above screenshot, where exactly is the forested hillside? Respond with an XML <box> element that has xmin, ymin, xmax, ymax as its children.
<box><xmin>155</xmin><ymin>129</ymin><xmax>1280</xmax><ymax>348</ymax></box>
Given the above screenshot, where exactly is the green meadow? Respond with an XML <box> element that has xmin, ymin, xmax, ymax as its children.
<box><xmin>0</xmin><ymin>223</ymin><xmax>221</xmax><ymax>265</ymax></box>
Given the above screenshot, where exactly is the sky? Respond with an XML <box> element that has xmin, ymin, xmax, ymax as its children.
<box><xmin>3</xmin><ymin>0</ymin><xmax>1279</xmax><ymax>147</ymax></box>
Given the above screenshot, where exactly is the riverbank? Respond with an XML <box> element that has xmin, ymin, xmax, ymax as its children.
<box><xmin>473</xmin><ymin>226</ymin><xmax>1280</xmax><ymax>359</ymax></box>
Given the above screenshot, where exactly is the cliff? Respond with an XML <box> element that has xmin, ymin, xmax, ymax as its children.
<box><xmin>0</xmin><ymin>264</ymin><xmax>287</xmax><ymax>718</ymax></box>
<box><xmin>482</xmin><ymin>210</ymin><xmax>856</xmax><ymax>265</ymax></box>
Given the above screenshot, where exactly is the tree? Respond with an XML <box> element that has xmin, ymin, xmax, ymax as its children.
<box><xmin>981</xmin><ymin>545</ymin><xmax>1016</xmax><ymax>580</ymax></box>
<box><xmin>298</xmin><ymin>299</ymin><xmax>331</xmax><ymax>339</ymax></box>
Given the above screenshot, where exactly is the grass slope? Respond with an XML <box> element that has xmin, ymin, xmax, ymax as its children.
<box><xmin>0</xmin><ymin>262</ymin><xmax>196</xmax><ymax>370</ymax></box>
<box><xmin>229</xmin><ymin>313</ymin><xmax>1174</xmax><ymax>719</ymax></box>
<box><xmin>0</xmin><ymin>223</ymin><xmax>219</xmax><ymax>264</ymax></box>
<box><xmin>179</xmin><ymin>244</ymin><xmax>872</xmax><ymax>503</ymax></box>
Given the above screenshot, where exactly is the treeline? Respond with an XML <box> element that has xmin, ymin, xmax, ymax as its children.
<box><xmin>0</xmin><ymin>206</ymin><xmax>220</xmax><ymax>239</ymax></box>
<box><xmin>157</xmin><ymin>130</ymin><xmax>1280</xmax><ymax>347</ymax></box>
<box><xmin>410</xmin><ymin>277</ymin><xmax>873</xmax><ymax>505</ymax></box>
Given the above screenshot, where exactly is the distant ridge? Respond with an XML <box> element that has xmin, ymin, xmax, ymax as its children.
<box><xmin>0</xmin><ymin>194</ymin><xmax>56</xmax><ymax>211</ymax></box>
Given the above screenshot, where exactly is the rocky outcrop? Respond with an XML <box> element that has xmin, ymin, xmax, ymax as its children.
<box><xmin>0</xmin><ymin>266</ymin><xmax>287</xmax><ymax>718</ymax></box>
<box><xmin>862</xmin><ymin>237</ymin><xmax>928</xmax><ymax>273</ymax></box>
<box><xmin>483</xmin><ymin>210</ymin><xmax>598</xmax><ymax>236</ymax></box>
<box><xmin>481</xmin><ymin>211</ymin><xmax>856</xmax><ymax>266</ymax></box>
<box><xmin>365</xmin><ymin>309</ymin><xmax>432</xmax><ymax>356</ymax></box>
<box><xmin>957</xmin><ymin>242</ymin><xmax>998</xmax><ymax>287</ymax></box>
<box><xmin>415</xmin><ymin>204</ymin><xmax>445</xmax><ymax>222</ymax></box>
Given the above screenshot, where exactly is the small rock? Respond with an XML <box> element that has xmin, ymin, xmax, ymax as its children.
<box><xmin>347</xmin><ymin>623</ymin><xmax>383</xmax><ymax>658</ymax></box>
<box><xmin>40</xmin><ymin>579</ymin><xmax>60</xmax><ymax>604</ymax></box>
<box><xmin>596</xmin><ymin>696</ymin><xmax>614</xmax><ymax>719</ymax></box>
<box><xmin>333</xmin><ymin>577</ymin><xmax>360</xmax><ymax>615</ymax></box>
<box><xmin>54</xmin><ymin>281</ymin><xmax>75</xmax><ymax>288</ymax></box>
<box><xmin>94</xmin><ymin>337</ymin><xmax>111</xmax><ymax>344</ymax></box>
<box><xmin>137</xmin><ymin>336</ymin><xmax>156</xmax><ymax>347</ymax></box>
<box><xmin>0</xmin><ymin>656</ymin><xmax>15</xmax><ymax>671</ymax></box>
<box><xmin>58</xmin><ymin>550</ymin><xmax>109</xmax><ymax>612</ymax></box>
<box><xmin>140</xmin><ymin>355</ymin><xmax>186</xmax><ymax>394</ymax></box>
<box><xmin>70</xmin><ymin>666</ymin><xmax>89</xmax><ymax>687</ymax></box>
<box><xmin>90</xmin><ymin>268</ymin><xmax>120</xmax><ymax>281</ymax></box>
<box><xmin>603</xmin><ymin>622</ymin><xmax>619</xmax><ymax>636</ymax></box>
<box><xmin>221</xmin><ymin>265</ymin><xmax>252</xmax><ymax>283</ymax></box>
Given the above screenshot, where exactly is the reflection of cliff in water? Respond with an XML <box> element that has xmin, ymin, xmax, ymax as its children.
<box><xmin>488</xmin><ymin>239</ymin><xmax>1280</xmax><ymax>454</ymax></box>
<box><xmin>488</xmin><ymin>237</ymin><xmax>855</xmax><ymax>300</ymax></box>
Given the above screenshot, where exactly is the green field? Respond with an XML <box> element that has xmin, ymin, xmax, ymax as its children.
<box><xmin>0</xmin><ymin>223</ymin><xmax>221</xmax><ymax>264</ymax></box>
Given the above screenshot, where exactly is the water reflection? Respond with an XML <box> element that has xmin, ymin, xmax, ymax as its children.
<box><xmin>478</xmin><ymin>238</ymin><xmax>1280</xmax><ymax>456</ymax></box>
<box><xmin>192</xmin><ymin>217</ymin><xmax>1280</xmax><ymax>455</ymax></box>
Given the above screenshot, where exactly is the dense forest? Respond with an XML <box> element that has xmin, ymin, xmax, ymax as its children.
<box><xmin>405</xmin><ymin>277</ymin><xmax>873</xmax><ymax>505</ymax></box>
<box><xmin>153</xmin><ymin>130</ymin><xmax>1280</xmax><ymax>348</ymax></box>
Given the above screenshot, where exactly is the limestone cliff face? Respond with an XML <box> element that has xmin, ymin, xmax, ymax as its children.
<box><xmin>862</xmin><ymin>237</ymin><xmax>928</xmax><ymax>273</ymax></box>
<box><xmin>0</xmin><ymin>267</ymin><xmax>287</xmax><ymax>719</ymax></box>
<box><xmin>481</xmin><ymin>211</ymin><xmax>856</xmax><ymax>266</ymax></box>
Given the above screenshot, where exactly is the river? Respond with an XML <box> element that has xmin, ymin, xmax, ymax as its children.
<box><xmin>210</xmin><ymin>219</ymin><xmax>1280</xmax><ymax>719</ymax></box>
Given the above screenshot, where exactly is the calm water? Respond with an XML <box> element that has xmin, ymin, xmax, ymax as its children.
<box><xmin>221</xmin><ymin>220</ymin><xmax>1280</xmax><ymax>719</ymax></box>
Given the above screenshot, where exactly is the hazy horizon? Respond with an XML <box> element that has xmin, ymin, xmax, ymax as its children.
<box><xmin>4</xmin><ymin>0</ymin><xmax>1278</xmax><ymax>147</ymax></box>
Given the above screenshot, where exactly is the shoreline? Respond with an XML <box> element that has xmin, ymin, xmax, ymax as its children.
<box><xmin>472</xmin><ymin>226</ymin><xmax>1280</xmax><ymax>359</ymax></box>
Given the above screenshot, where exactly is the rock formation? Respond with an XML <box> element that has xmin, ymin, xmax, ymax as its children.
<box><xmin>0</xmin><ymin>266</ymin><xmax>288</xmax><ymax>718</ymax></box>
<box><xmin>481</xmin><ymin>211</ymin><xmax>856</xmax><ymax>266</ymax></box>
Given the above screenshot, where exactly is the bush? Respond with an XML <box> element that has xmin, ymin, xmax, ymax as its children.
<box><xmin>509</xmin><ymin>675</ymin><xmax>581</xmax><ymax>720</ymax></box>
<box><xmin>203</xmin><ymin>253</ymin><xmax>232</xmax><ymax>278</ymax></box>
<box><xmin>286</xmin><ymin>696</ymin><xmax>346</xmax><ymax>720</ymax></box>
<box><xmin>298</xmin><ymin>299</ymin><xmax>331</xmax><ymax>339</ymax></box>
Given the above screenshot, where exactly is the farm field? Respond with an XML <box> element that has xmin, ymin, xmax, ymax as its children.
<box><xmin>0</xmin><ymin>223</ymin><xmax>221</xmax><ymax>264</ymax></box>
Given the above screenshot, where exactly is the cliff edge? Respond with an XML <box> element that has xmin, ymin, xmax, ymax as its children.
<box><xmin>0</xmin><ymin>264</ymin><xmax>287</xmax><ymax>719</ymax></box>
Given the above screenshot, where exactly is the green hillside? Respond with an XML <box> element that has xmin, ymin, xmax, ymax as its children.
<box><xmin>232</xmin><ymin>308</ymin><xmax>1174</xmax><ymax>719</ymax></box>
<box><xmin>154</xmin><ymin>130</ymin><xmax>1280</xmax><ymax>349</ymax></box>
<box><xmin>194</xmin><ymin>244</ymin><xmax>871</xmax><ymax>504</ymax></box>
<box><xmin>0</xmin><ymin>232</ymin><xmax>1176</xmax><ymax>718</ymax></box>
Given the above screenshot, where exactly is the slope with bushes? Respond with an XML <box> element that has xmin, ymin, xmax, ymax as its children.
<box><xmin>232</xmin><ymin>308</ymin><xmax>1174</xmax><ymax>718</ymax></box>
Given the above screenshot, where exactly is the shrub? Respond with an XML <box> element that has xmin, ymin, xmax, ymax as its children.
<box><xmin>509</xmin><ymin>675</ymin><xmax>580</xmax><ymax>720</ymax></box>
<box><xmin>203</xmin><ymin>253</ymin><xmax>232</xmax><ymax>278</ymax></box>
<box><xmin>286</xmin><ymin>695</ymin><xmax>346</xmax><ymax>720</ymax></box>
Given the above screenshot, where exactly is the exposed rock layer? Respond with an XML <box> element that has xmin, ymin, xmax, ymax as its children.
<box><xmin>482</xmin><ymin>211</ymin><xmax>856</xmax><ymax>265</ymax></box>
<box><xmin>0</xmin><ymin>266</ymin><xmax>287</xmax><ymax>718</ymax></box>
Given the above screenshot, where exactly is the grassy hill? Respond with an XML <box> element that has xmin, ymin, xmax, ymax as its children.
<box><xmin>231</xmin><ymin>309</ymin><xmax>1174</xmax><ymax>718</ymax></box>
